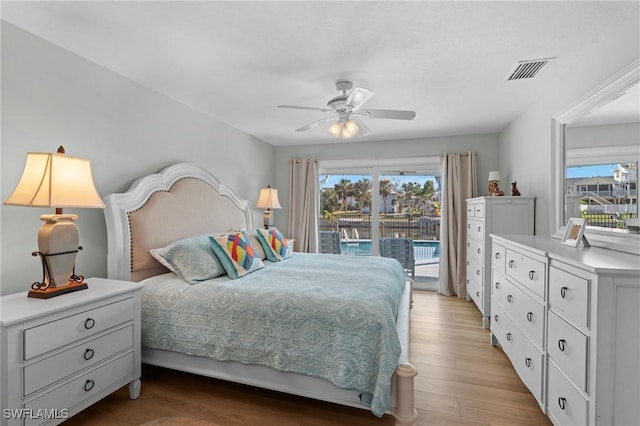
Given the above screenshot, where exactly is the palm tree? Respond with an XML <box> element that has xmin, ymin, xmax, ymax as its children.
<box><xmin>379</xmin><ymin>179</ymin><xmax>393</xmax><ymax>214</ymax></box>
<box><xmin>334</xmin><ymin>179</ymin><xmax>353</xmax><ymax>216</ymax></box>
<box><xmin>353</xmin><ymin>178</ymin><xmax>372</xmax><ymax>213</ymax></box>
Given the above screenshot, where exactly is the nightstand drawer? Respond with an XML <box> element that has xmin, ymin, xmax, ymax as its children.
<box><xmin>24</xmin><ymin>298</ymin><xmax>134</xmax><ymax>360</ymax></box>
<box><xmin>547</xmin><ymin>310</ymin><xmax>588</xmax><ymax>392</ymax></box>
<box><xmin>24</xmin><ymin>325</ymin><xmax>133</xmax><ymax>396</ymax></box>
<box><xmin>25</xmin><ymin>352</ymin><xmax>134</xmax><ymax>414</ymax></box>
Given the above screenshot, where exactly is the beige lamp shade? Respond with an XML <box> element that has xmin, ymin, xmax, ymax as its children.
<box><xmin>488</xmin><ymin>171</ymin><xmax>501</xmax><ymax>182</ymax></box>
<box><xmin>4</xmin><ymin>151</ymin><xmax>104</xmax><ymax>209</ymax></box>
<box><xmin>256</xmin><ymin>186</ymin><xmax>281</xmax><ymax>210</ymax></box>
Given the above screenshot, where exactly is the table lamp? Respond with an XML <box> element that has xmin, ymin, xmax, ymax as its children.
<box><xmin>487</xmin><ymin>171</ymin><xmax>504</xmax><ymax>196</ymax></box>
<box><xmin>3</xmin><ymin>146</ymin><xmax>105</xmax><ymax>298</ymax></box>
<box><xmin>256</xmin><ymin>185</ymin><xmax>281</xmax><ymax>229</ymax></box>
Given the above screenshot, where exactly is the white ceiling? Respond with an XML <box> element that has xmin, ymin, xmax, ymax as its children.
<box><xmin>2</xmin><ymin>1</ymin><xmax>638</xmax><ymax>146</ymax></box>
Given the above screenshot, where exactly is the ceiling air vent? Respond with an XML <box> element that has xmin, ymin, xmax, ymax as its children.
<box><xmin>507</xmin><ymin>57</ymin><xmax>555</xmax><ymax>81</ymax></box>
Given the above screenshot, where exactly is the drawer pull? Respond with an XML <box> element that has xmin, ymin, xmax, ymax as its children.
<box><xmin>558</xmin><ymin>339</ymin><xmax>566</xmax><ymax>352</ymax></box>
<box><xmin>558</xmin><ymin>397</ymin><xmax>567</xmax><ymax>410</ymax></box>
<box><xmin>495</xmin><ymin>282</ymin><xmax>500</xmax><ymax>289</ymax></box>
<box><xmin>83</xmin><ymin>379</ymin><xmax>95</xmax><ymax>392</ymax></box>
<box><xmin>476</xmin><ymin>270</ymin><xmax>480</xmax><ymax>276</ymax></box>
<box><xmin>508</xmin><ymin>260</ymin><xmax>515</xmax><ymax>268</ymax></box>
<box><xmin>477</xmin><ymin>226</ymin><xmax>481</xmax><ymax>232</ymax></box>
<box><xmin>84</xmin><ymin>318</ymin><xmax>96</xmax><ymax>330</ymax></box>
<box><xmin>476</xmin><ymin>291</ymin><xmax>480</xmax><ymax>298</ymax></box>
<box><xmin>494</xmin><ymin>252</ymin><xmax>501</xmax><ymax>260</ymax></box>
<box><xmin>506</xmin><ymin>332</ymin><xmax>512</xmax><ymax>342</ymax></box>
<box><xmin>494</xmin><ymin>315</ymin><xmax>499</xmax><ymax>322</ymax></box>
<box><xmin>83</xmin><ymin>348</ymin><xmax>95</xmax><ymax>361</ymax></box>
<box><xmin>525</xmin><ymin>357</ymin><xmax>531</xmax><ymax>368</ymax></box>
<box><xmin>466</xmin><ymin>279</ymin><xmax>469</xmax><ymax>284</ymax></box>
<box><xmin>467</xmin><ymin>242</ymin><xmax>470</xmax><ymax>247</ymax></box>
<box><xmin>560</xmin><ymin>286</ymin><xmax>568</xmax><ymax>299</ymax></box>
<box><xmin>477</xmin><ymin>248</ymin><xmax>481</xmax><ymax>254</ymax></box>
<box><xmin>506</xmin><ymin>294</ymin><xmax>513</xmax><ymax>303</ymax></box>
<box><xmin>467</xmin><ymin>224</ymin><xmax>471</xmax><ymax>229</ymax></box>
<box><xmin>526</xmin><ymin>312</ymin><xmax>533</xmax><ymax>322</ymax></box>
<box><xmin>528</xmin><ymin>270</ymin><xmax>536</xmax><ymax>280</ymax></box>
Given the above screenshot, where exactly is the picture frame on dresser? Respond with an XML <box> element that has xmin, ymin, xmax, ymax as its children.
<box><xmin>561</xmin><ymin>217</ymin><xmax>588</xmax><ymax>247</ymax></box>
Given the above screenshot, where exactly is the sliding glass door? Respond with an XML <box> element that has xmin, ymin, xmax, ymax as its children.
<box><xmin>318</xmin><ymin>157</ymin><xmax>441</xmax><ymax>284</ymax></box>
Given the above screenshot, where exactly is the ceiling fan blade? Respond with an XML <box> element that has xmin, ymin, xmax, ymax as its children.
<box><xmin>352</xmin><ymin>118</ymin><xmax>371</xmax><ymax>136</ymax></box>
<box><xmin>346</xmin><ymin>88</ymin><xmax>375</xmax><ymax>111</ymax></box>
<box><xmin>295</xmin><ymin>116</ymin><xmax>336</xmax><ymax>132</ymax></box>
<box><xmin>278</xmin><ymin>105</ymin><xmax>331</xmax><ymax>113</ymax></box>
<box><xmin>356</xmin><ymin>109</ymin><xmax>416</xmax><ymax>120</ymax></box>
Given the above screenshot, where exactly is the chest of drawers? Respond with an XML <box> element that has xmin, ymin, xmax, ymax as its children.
<box><xmin>490</xmin><ymin>234</ymin><xmax>640</xmax><ymax>426</ymax></box>
<box><xmin>0</xmin><ymin>278</ymin><xmax>144</xmax><ymax>425</ymax></box>
<box><xmin>465</xmin><ymin>196</ymin><xmax>535</xmax><ymax>327</ymax></box>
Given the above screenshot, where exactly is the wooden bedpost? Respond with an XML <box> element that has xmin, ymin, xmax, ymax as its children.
<box><xmin>392</xmin><ymin>363</ymin><xmax>418</xmax><ymax>425</ymax></box>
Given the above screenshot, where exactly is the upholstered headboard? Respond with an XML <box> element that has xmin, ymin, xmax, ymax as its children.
<box><xmin>103</xmin><ymin>163</ymin><xmax>254</xmax><ymax>281</ymax></box>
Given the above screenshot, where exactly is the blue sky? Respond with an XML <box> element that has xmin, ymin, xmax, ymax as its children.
<box><xmin>566</xmin><ymin>164</ymin><xmax>616</xmax><ymax>179</ymax></box>
<box><xmin>320</xmin><ymin>174</ymin><xmax>439</xmax><ymax>190</ymax></box>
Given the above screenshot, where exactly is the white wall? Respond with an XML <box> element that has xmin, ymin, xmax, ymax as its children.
<box><xmin>499</xmin><ymin>13</ymin><xmax>640</xmax><ymax>237</ymax></box>
<box><xmin>274</xmin><ymin>133</ymin><xmax>499</xmax><ymax>232</ymax></box>
<box><xmin>1</xmin><ymin>23</ymin><xmax>276</xmax><ymax>296</ymax></box>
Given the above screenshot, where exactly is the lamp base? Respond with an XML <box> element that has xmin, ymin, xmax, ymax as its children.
<box><xmin>28</xmin><ymin>280</ymin><xmax>88</xmax><ymax>299</ymax></box>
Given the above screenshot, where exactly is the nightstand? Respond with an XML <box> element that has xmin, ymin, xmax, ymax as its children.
<box><xmin>0</xmin><ymin>278</ymin><xmax>144</xmax><ymax>426</ymax></box>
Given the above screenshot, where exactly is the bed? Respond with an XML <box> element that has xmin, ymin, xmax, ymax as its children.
<box><xmin>103</xmin><ymin>163</ymin><xmax>418</xmax><ymax>425</ymax></box>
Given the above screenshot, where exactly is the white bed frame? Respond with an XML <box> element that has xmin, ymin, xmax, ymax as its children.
<box><xmin>103</xmin><ymin>163</ymin><xmax>418</xmax><ymax>425</ymax></box>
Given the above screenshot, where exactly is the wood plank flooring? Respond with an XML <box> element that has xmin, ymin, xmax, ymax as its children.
<box><xmin>64</xmin><ymin>291</ymin><xmax>551</xmax><ymax>425</ymax></box>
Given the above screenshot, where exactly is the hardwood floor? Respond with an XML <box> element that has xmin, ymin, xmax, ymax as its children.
<box><xmin>65</xmin><ymin>291</ymin><xmax>551</xmax><ymax>425</ymax></box>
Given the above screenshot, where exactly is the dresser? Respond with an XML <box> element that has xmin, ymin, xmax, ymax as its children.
<box><xmin>490</xmin><ymin>234</ymin><xmax>640</xmax><ymax>426</ymax></box>
<box><xmin>0</xmin><ymin>278</ymin><xmax>144</xmax><ymax>425</ymax></box>
<box><xmin>465</xmin><ymin>196</ymin><xmax>535</xmax><ymax>327</ymax></box>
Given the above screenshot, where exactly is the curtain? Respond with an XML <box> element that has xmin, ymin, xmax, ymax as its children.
<box><xmin>439</xmin><ymin>152</ymin><xmax>477</xmax><ymax>298</ymax></box>
<box><xmin>288</xmin><ymin>159</ymin><xmax>319</xmax><ymax>253</ymax></box>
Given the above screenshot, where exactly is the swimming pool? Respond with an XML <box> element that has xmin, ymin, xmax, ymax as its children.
<box><xmin>340</xmin><ymin>239</ymin><xmax>440</xmax><ymax>262</ymax></box>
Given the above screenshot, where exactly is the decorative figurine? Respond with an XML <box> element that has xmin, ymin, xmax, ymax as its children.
<box><xmin>511</xmin><ymin>181</ymin><xmax>521</xmax><ymax>196</ymax></box>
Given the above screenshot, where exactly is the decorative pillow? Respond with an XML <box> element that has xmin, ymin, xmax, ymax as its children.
<box><xmin>149</xmin><ymin>248</ymin><xmax>176</xmax><ymax>273</ymax></box>
<box><xmin>156</xmin><ymin>235</ymin><xmax>226</xmax><ymax>284</ymax></box>
<box><xmin>250</xmin><ymin>234</ymin><xmax>267</xmax><ymax>260</ymax></box>
<box><xmin>256</xmin><ymin>227</ymin><xmax>292</xmax><ymax>262</ymax></box>
<box><xmin>208</xmin><ymin>230</ymin><xmax>264</xmax><ymax>279</ymax></box>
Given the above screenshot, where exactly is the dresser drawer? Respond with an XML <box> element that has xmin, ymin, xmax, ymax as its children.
<box><xmin>491</xmin><ymin>242</ymin><xmax>506</xmax><ymax>272</ymax></box>
<box><xmin>474</xmin><ymin>203</ymin><xmax>485</xmax><ymax>218</ymax></box>
<box><xmin>500</xmin><ymin>277</ymin><xmax>545</xmax><ymax>349</ymax></box>
<box><xmin>547</xmin><ymin>310</ymin><xmax>588</xmax><ymax>392</ymax></box>
<box><xmin>25</xmin><ymin>352</ymin><xmax>134</xmax><ymax>414</ymax></box>
<box><xmin>467</xmin><ymin>219</ymin><xmax>484</xmax><ymax>242</ymax></box>
<box><xmin>466</xmin><ymin>258</ymin><xmax>483</xmax><ymax>289</ymax></box>
<box><xmin>24</xmin><ymin>325</ymin><xmax>134</xmax><ymax>396</ymax></box>
<box><xmin>466</xmin><ymin>238</ymin><xmax>484</xmax><ymax>264</ymax></box>
<box><xmin>509</xmin><ymin>327</ymin><xmax>544</xmax><ymax>407</ymax></box>
<box><xmin>491</xmin><ymin>270</ymin><xmax>507</xmax><ymax>307</ymax></box>
<box><xmin>505</xmin><ymin>249</ymin><xmax>545</xmax><ymax>299</ymax></box>
<box><xmin>547</xmin><ymin>361</ymin><xmax>588</xmax><ymax>426</ymax></box>
<box><xmin>24</xmin><ymin>298</ymin><xmax>134</xmax><ymax>360</ymax></box>
<box><xmin>467</xmin><ymin>203</ymin><xmax>475</xmax><ymax>217</ymax></box>
<box><xmin>489</xmin><ymin>298</ymin><xmax>508</xmax><ymax>349</ymax></box>
<box><xmin>468</xmin><ymin>279</ymin><xmax>482</xmax><ymax>312</ymax></box>
<box><xmin>549</xmin><ymin>266</ymin><xmax>590</xmax><ymax>329</ymax></box>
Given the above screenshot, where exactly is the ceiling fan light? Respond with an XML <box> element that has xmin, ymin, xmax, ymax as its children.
<box><xmin>344</xmin><ymin>119</ymin><xmax>359</xmax><ymax>134</ymax></box>
<box><xmin>328</xmin><ymin>121</ymin><xmax>342</xmax><ymax>137</ymax></box>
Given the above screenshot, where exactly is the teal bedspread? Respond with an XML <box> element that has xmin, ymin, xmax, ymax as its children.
<box><xmin>140</xmin><ymin>253</ymin><xmax>406</xmax><ymax>417</ymax></box>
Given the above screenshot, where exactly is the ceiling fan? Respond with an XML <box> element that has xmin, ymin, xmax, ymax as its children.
<box><xmin>278</xmin><ymin>80</ymin><xmax>416</xmax><ymax>139</ymax></box>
